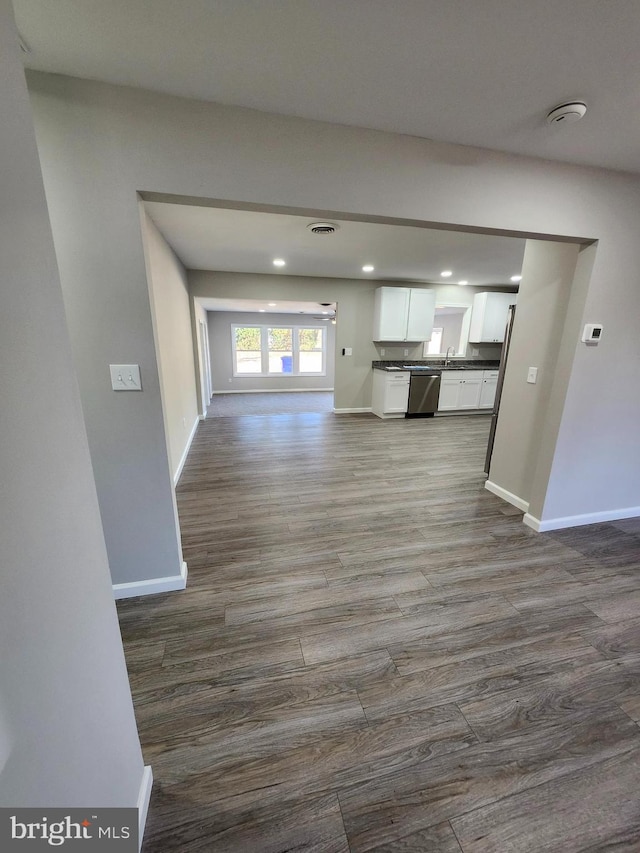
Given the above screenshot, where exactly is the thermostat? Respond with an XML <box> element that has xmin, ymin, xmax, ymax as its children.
<box><xmin>581</xmin><ymin>324</ymin><xmax>603</xmax><ymax>343</ymax></box>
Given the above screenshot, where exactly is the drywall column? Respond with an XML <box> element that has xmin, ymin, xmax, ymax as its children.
<box><xmin>487</xmin><ymin>240</ymin><xmax>580</xmax><ymax>509</ymax></box>
<box><xmin>0</xmin><ymin>0</ymin><xmax>147</xmax><ymax>812</ymax></box>
<box><xmin>141</xmin><ymin>208</ymin><xmax>199</xmax><ymax>484</ymax></box>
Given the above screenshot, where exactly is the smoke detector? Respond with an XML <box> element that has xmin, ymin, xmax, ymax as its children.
<box><xmin>307</xmin><ymin>221</ymin><xmax>339</xmax><ymax>235</ymax></box>
<box><xmin>546</xmin><ymin>102</ymin><xmax>587</xmax><ymax>126</ymax></box>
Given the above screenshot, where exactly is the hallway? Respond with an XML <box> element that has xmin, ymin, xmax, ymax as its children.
<box><xmin>117</xmin><ymin>413</ymin><xmax>640</xmax><ymax>852</ymax></box>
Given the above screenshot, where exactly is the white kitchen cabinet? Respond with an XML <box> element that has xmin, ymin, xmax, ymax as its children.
<box><xmin>479</xmin><ymin>370</ymin><xmax>499</xmax><ymax>409</ymax></box>
<box><xmin>438</xmin><ymin>370</ymin><xmax>484</xmax><ymax>411</ymax></box>
<box><xmin>371</xmin><ymin>369</ymin><xmax>410</xmax><ymax>418</ymax></box>
<box><xmin>468</xmin><ymin>292</ymin><xmax>517</xmax><ymax>343</ymax></box>
<box><xmin>373</xmin><ymin>286</ymin><xmax>436</xmax><ymax>342</ymax></box>
<box><xmin>437</xmin><ymin>379</ymin><xmax>461</xmax><ymax>411</ymax></box>
<box><xmin>458</xmin><ymin>376</ymin><xmax>482</xmax><ymax>409</ymax></box>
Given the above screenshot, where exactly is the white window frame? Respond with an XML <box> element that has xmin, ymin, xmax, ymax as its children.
<box><xmin>232</xmin><ymin>324</ymin><xmax>327</xmax><ymax>378</ymax></box>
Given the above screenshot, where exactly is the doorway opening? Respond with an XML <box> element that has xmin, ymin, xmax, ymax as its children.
<box><xmin>195</xmin><ymin>297</ymin><xmax>337</xmax><ymax>418</ymax></box>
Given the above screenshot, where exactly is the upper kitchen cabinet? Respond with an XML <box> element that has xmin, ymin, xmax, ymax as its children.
<box><xmin>468</xmin><ymin>291</ymin><xmax>517</xmax><ymax>343</ymax></box>
<box><xmin>373</xmin><ymin>286</ymin><xmax>436</xmax><ymax>341</ymax></box>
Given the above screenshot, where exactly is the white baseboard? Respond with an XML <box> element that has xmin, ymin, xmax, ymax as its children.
<box><xmin>485</xmin><ymin>480</ymin><xmax>530</xmax><ymax>513</ymax></box>
<box><xmin>137</xmin><ymin>765</ymin><xmax>153</xmax><ymax>851</ymax></box>
<box><xmin>524</xmin><ymin>505</ymin><xmax>640</xmax><ymax>533</ymax></box>
<box><xmin>334</xmin><ymin>407</ymin><xmax>373</xmax><ymax>414</ymax></box>
<box><xmin>113</xmin><ymin>561</ymin><xmax>188</xmax><ymax>599</ymax></box>
<box><xmin>213</xmin><ymin>388</ymin><xmax>334</xmax><ymax>394</ymax></box>
<box><xmin>173</xmin><ymin>416</ymin><xmax>200</xmax><ymax>485</ymax></box>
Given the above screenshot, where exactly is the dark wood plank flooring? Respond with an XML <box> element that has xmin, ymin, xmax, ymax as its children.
<box><xmin>116</xmin><ymin>411</ymin><xmax>640</xmax><ymax>852</ymax></box>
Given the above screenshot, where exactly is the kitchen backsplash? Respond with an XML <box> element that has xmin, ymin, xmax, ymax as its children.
<box><xmin>373</xmin><ymin>342</ymin><xmax>502</xmax><ymax>361</ymax></box>
<box><xmin>372</xmin><ymin>359</ymin><xmax>500</xmax><ymax>369</ymax></box>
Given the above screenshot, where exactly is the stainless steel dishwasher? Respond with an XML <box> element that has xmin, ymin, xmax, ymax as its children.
<box><xmin>405</xmin><ymin>369</ymin><xmax>441</xmax><ymax>417</ymax></box>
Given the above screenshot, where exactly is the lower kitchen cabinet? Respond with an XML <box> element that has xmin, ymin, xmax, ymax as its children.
<box><xmin>438</xmin><ymin>379</ymin><xmax>462</xmax><ymax>411</ymax></box>
<box><xmin>372</xmin><ymin>369</ymin><xmax>410</xmax><ymax>418</ymax></box>
<box><xmin>439</xmin><ymin>370</ymin><xmax>495</xmax><ymax>412</ymax></box>
<box><xmin>479</xmin><ymin>370</ymin><xmax>499</xmax><ymax>408</ymax></box>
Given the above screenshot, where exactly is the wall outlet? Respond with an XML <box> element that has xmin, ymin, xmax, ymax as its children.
<box><xmin>342</xmin><ymin>347</ymin><xmax>353</xmax><ymax>356</ymax></box>
<box><xmin>109</xmin><ymin>364</ymin><xmax>142</xmax><ymax>391</ymax></box>
<box><xmin>403</xmin><ymin>348</ymin><xmax>409</xmax><ymax>356</ymax></box>
<box><xmin>380</xmin><ymin>348</ymin><xmax>385</xmax><ymax>356</ymax></box>
<box><xmin>527</xmin><ymin>367</ymin><xmax>538</xmax><ymax>384</ymax></box>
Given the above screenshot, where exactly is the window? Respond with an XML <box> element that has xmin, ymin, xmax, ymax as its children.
<box><xmin>426</xmin><ymin>327</ymin><xmax>443</xmax><ymax>355</ymax></box>
<box><xmin>232</xmin><ymin>325</ymin><xmax>326</xmax><ymax>377</ymax></box>
<box><xmin>268</xmin><ymin>327</ymin><xmax>293</xmax><ymax>374</ymax></box>
<box><xmin>234</xmin><ymin>326</ymin><xmax>262</xmax><ymax>374</ymax></box>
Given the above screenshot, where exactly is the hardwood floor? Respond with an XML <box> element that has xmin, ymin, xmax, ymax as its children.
<box><xmin>117</xmin><ymin>411</ymin><xmax>640</xmax><ymax>852</ymax></box>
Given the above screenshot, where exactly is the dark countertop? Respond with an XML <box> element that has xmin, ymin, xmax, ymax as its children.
<box><xmin>372</xmin><ymin>360</ymin><xmax>500</xmax><ymax>373</ymax></box>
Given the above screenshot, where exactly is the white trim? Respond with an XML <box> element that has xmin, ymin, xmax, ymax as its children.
<box><xmin>524</xmin><ymin>506</ymin><xmax>640</xmax><ymax>533</ymax></box>
<box><xmin>435</xmin><ymin>410</ymin><xmax>491</xmax><ymax>417</ymax></box>
<box><xmin>137</xmin><ymin>765</ymin><xmax>153</xmax><ymax>851</ymax></box>
<box><xmin>334</xmin><ymin>407</ymin><xmax>373</xmax><ymax>414</ymax></box>
<box><xmin>113</xmin><ymin>561</ymin><xmax>188</xmax><ymax>599</ymax></box>
<box><xmin>485</xmin><ymin>480</ymin><xmax>530</xmax><ymax>513</ymax></box>
<box><xmin>213</xmin><ymin>388</ymin><xmax>334</xmax><ymax>394</ymax></box>
<box><xmin>173</xmin><ymin>416</ymin><xmax>200</xmax><ymax>486</ymax></box>
<box><xmin>523</xmin><ymin>513</ymin><xmax>542</xmax><ymax>532</ymax></box>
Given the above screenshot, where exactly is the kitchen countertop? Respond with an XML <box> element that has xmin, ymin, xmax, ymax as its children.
<box><xmin>372</xmin><ymin>360</ymin><xmax>500</xmax><ymax>373</ymax></box>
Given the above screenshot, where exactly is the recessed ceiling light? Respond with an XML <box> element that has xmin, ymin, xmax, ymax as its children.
<box><xmin>268</xmin><ymin>302</ymin><xmax>277</xmax><ymax>307</ymax></box>
<box><xmin>440</xmin><ymin>270</ymin><xmax>452</xmax><ymax>278</ymax></box>
<box><xmin>273</xmin><ymin>259</ymin><xmax>286</xmax><ymax>267</ymax></box>
<box><xmin>259</xmin><ymin>309</ymin><xmax>266</xmax><ymax>313</ymax></box>
<box><xmin>362</xmin><ymin>264</ymin><xmax>375</xmax><ymax>272</ymax></box>
<box><xmin>510</xmin><ymin>275</ymin><xmax>522</xmax><ymax>282</ymax></box>
<box><xmin>457</xmin><ymin>280</ymin><xmax>469</xmax><ymax>286</ymax></box>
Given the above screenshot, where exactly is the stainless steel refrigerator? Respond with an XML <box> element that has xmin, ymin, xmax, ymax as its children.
<box><xmin>484</xmin><ymin>304</ymin><xmax>516</xmax><ymax>476</ymax></box>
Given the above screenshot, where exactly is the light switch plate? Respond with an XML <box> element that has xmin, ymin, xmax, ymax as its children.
<box><xmin>527</xmin><ymin>367</ymin><xmax>538</xmax><ymax>384</ymax></box>
<box><xmin>110</xmin><ymin>364</ymin><xmax>142</xmax><ymax>391</ymax></box>
<box><xmin>343</xmin><ymin>347</ymin><xmax>353</xmax><ymax>356</ymax></box>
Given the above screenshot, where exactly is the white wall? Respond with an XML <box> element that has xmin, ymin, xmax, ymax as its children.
<box><xmin>488</xmin><ymin>240</ymin><xmax>580</xmax><ymax>509</ymax></box>
<box><xmin>25</xmin><ymin>73</ymin><xmax>640</xmax><ymax>580</ymax></box>
<box><xmin>207</xmin><ymin>310</ymin><xmax>336</xmax><ymax>392</ymax></box>
<box><xmin>0</xmin><ymin>0</ymin><xmax>145</xmax><ymax>809</ymax></box>
<box><xmin>141</xmin><ymin>209</ymin><xmax>199</xmax><ymax>482</ymax></box>
<box><xmin>434</xmin><ymin>310</ymin><xmax>465</xmax><ymax>355</ymax></box>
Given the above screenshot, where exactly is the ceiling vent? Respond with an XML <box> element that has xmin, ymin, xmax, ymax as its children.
<box><xmin>546</xmin><ymin>102</ymin><xmax>587</xmax><ymax>125</ymax></box>
<box><xmin>307</xmin><ymin>221</ymin><xmax>339</xmax><ymax>235</ymax></box>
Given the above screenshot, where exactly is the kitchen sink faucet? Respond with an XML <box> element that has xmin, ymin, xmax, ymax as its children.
<box><xmin>444</xmin><ymin>346</ymin><xmax>456</xmax><ymax>366</ymax></box>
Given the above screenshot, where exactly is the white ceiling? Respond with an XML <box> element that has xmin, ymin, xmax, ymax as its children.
<box><xmin>14</xmin><ymin>0</ymin><xmax>640</xmax><ymax>174</ymax></box>
<box><xmin>145</xmin><ymin>202</ymin><xmax>525</xmax><ymax>285</ymax></box>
